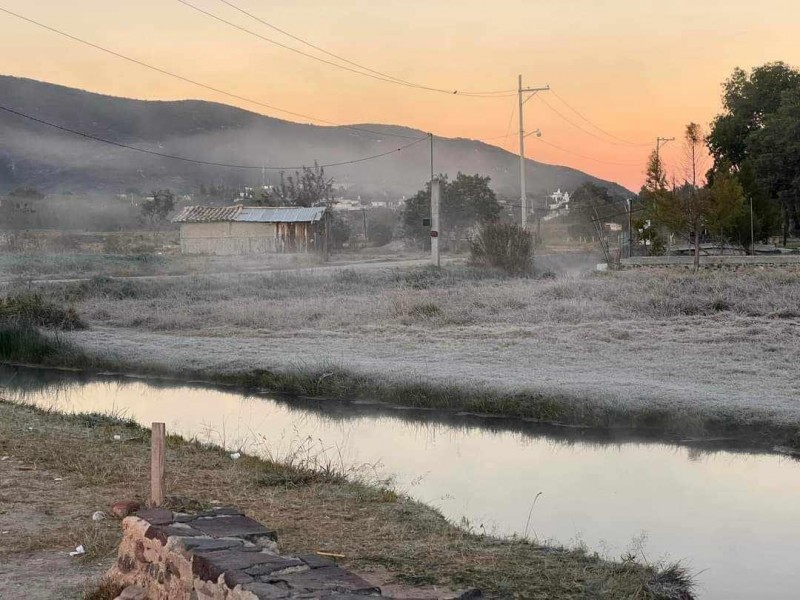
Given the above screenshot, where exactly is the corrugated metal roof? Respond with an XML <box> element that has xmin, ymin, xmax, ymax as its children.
<box><xmin>237</xmin><ymin>206</ymin><xmax>326</xmax><ymax>223</ymax></box>
<box><xmin>172</xmin><ymin>205</ymin><xmax>243</xmax><ymax>223</ymax></box>
<box><xmin>172</xmin><ymin>205</ymin><xmax>326</xmax><ymax>224</ymax></box>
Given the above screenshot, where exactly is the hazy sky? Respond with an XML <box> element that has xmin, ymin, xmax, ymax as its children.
<box><xmin>2</xmin><ymin>0</ymin><xmax>799</xmax><ymax>189</ymax></box>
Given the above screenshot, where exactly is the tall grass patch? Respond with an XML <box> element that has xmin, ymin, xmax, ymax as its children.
<box><xmin>0</xmin><ymin>292</ymin><xmax>84</xmax><ymax>329</ymax></box>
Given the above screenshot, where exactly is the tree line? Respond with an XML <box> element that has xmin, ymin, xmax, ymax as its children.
<box><xmin>639</xmin><ymin>61</ymin><xmax>800</xmax><ymax>268</ymax></box>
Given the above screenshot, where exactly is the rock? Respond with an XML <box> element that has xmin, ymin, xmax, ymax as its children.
<box><xmin>188</xmin><ymin>514</ymin><xmax>275</xmax><ymax>540</ymax></box>
<box><xmin>136</xmin><ymin>507</ymin><xmax>174</xmax><ymax>525</ymax></box>
<box><xmin>264</xmin><ymin>566</ymin><xmax>382</xmax><ymax>595</ymax></box>
<box><xmin>451</xmin><ymin>590</ymin><xmax>484</xmax><ymax>599</ymax></box>
<box><xmin>296</xmin><ymin>554</ymin><xmax>337</xmax><ymax>569</ymax></box>
<box><xmin>111</xmin><ymin>501</ymin><xmax>142</xmax><ymax>519</ymax></box>
<box><xmin>92</xmin><ymin>511</ymin><xmax>106</xmax><ymax>521</ymax></box>
<box><xmin>114</xmin><ymin>585</ymin><xmax>148</xmax><ymax>600</ymax></box>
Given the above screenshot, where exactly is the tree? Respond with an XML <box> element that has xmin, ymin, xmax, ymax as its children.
<box><xmin>140</xmin><ymin>189</ymin><xmax>175</xmax><ymax>227</ymax></box>
<box><xmin>567</xmin><ymin>182</ymin><xmax>623</xmax><ymax>240</ymax></box>
<box><xmin>260</xmin><ymin>163</ymin><xmax>334</xmax><ymax>207</ymax></box>
<box><xmin>653</xmin><ymin>124</ymin><xmax>744</xmax><ymax>271</ymax></box>
<box><xmin>707</xmin><ymin>62</ymin><xmax>800</xmax><ymax>242</ymax></box>
<box><xmin>637</xmin><ymin>150</ymin><xmax>671</xmax><ymax>255</ymax></box>
<box><xmin>402</xmin><ymin>173</ymin><xmax>501</xmax><ymax>249</ymax></box>
<box><xmin>747</xmin><ymin>87</ymin><xmax>800</xmax><ymax>243</ymax></box>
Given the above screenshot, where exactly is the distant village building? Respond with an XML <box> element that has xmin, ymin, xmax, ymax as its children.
<box><xmin>172</xmin><ymin>205</ymin><xmax>326</xmax><ymax>255</ymax></box>
<box><xmin>547</xmin><ymin>189</ymin><xmax>570</xmax><ymax>212</ymax></box>
<box><xmin>542</xmin><ymin>189</ymin><xmax>571</xmax><ymax>222</ymax></box>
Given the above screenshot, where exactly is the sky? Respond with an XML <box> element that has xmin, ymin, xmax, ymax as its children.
<box><xmin>1</xmin><ymin>0</ymin><xmax>799</xmax><ymax>190</ymax></box>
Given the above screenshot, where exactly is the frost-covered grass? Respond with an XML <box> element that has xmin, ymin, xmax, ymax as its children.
<box><xmin>6</xmin><ymin>265</ymin><xmax>800</xmax><ymax>446</ymax></box>
<box><xmin>35</xmin><ymin>265</ymin><xmax>800</xmax><ymax>333</ymax></box>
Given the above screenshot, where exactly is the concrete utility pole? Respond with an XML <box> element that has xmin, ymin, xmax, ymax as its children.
<box><xmin>431</xmin><ymin>177</ymin><xmax>441</xmax><ymax>267</ymax></box>
<box><xmin>518</xmin><ymin>75</ymin><xmax>549</xmax><ymax>229</ymax></box>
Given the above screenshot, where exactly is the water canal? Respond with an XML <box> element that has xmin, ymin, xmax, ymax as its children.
<box><xmin>2</xmin><ymin>365</ymin><xmax>798</xmax><ymax>599</ymax></box>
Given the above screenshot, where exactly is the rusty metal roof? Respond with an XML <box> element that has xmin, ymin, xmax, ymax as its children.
<box><xmin>172</xmin><ymin>205</ymin><xmax>243</xmax><ymax>223</ymax></box>
<box><xmin>173</xmin><ymin>205</ymin><xmax>326</xmax><ymax>224</ymax></box>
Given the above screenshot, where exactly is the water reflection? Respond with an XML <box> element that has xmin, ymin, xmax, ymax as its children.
<box><xmin>2</xmin><ymin>365</ymin><xmax>799</xmax><ymax>600</ymax></box>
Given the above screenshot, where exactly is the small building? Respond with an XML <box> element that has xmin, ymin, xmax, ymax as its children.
<box><xmin>172</xmin><ymin>205</ymin><xmax>326</xmax><ymax>255</ymax></box>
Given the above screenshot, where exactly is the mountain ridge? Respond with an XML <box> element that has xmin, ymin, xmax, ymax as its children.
<box><xmin>0</xmin><ymin>76</ymin><xmax>633</xmax><ymax>200</ymax></box>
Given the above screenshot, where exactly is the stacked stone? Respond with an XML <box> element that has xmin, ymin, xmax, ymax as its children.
<box><xmin>110</xmin><ymin>506</ymin><xmax>386</xmax><ymax>599</ymax></box>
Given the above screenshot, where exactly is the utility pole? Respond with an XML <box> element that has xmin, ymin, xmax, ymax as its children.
<box><xmin>518</xmin><ymin>75</ymin><xmax>549</xmax><ymax>229</ymax></box>
<box><xmin>429</xmin><ymin>133</ymin><xmax>434</xmax><ymax>185</ymax></box>
<box><xmin>431</xmin><ymin>177</ymin><xmax>441</xmax><ymax>267</ymax></box>
<box><xmin>750</xmin><ymin>196</ymin><xmax>755</xmax><ymax>255</ymax></box>
<box><xmin>627</xmin><ymin>198</ymin><xmax>633</xmax><ymax>258</ymax></box>
<box><xmin>655</xmin><ymin>136</ymin><xmax>674</xmax><ymax>163</ymax></box>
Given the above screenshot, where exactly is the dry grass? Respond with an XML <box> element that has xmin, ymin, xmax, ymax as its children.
<box><xmin>0</xmin><ymin>400</ymin><xmax>689</xmax><ymax>599</ymax></box>
<box><xmin>24</xmin><ymin>265</ymin><xmax>798</xmax><ymax>334</ymax></box>
<box><xmin>3</xmin><ymin>265</ymin><xmax>800</xmax><ymax>447</ymax></box>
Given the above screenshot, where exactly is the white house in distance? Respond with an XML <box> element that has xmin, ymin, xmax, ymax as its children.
<box><xmin>172</xmin><ymin>205</ymin><xmax>326</xmax><ymax>255</ymax></box>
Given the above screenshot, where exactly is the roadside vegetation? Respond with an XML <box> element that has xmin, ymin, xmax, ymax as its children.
<box><xmin>0</xmin><ymin>400</ymin><xmax>694</xmax><ymax>599</ymax></box>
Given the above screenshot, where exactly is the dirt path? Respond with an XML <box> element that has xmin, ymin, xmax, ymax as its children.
<box><xmin>0</xmin><ymin>256</ymin><xmax>441</xmax><ymax>286</ymax></box>
<box><xmin>0</xmin><ymin>456</ymin><xmax>111</xmax><ymax>598</ymax></box>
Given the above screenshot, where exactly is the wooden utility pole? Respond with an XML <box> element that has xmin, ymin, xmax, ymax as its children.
<box><xmin>431</xmin><ymin>177</ymin><xmax>441</xmax><ymax>267</ymax></box>
<box><xmin>150</xmin><ymin>422</ymin><xmax>166</xmax><ymax>507</ymax></box>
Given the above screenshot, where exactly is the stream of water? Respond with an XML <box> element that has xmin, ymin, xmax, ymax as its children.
<box><xmin>2</xmin><ymin>365</ymin><xmax>798</xmax><ymax>599</ymax></box>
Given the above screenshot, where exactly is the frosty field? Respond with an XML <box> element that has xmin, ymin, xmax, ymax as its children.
<box><xmin>12</xmin><ymin>263</ymin><xmax>797</xmax><ymax>443</ymax></box>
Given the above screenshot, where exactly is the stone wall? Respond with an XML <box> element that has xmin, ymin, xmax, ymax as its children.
<box><xmin>108</xmin><ymin>506</ymin><xmax>481</xmax><ymax>600</ymax></box>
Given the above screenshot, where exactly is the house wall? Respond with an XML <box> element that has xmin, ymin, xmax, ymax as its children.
<box><xmin>179</xmin><ymin>222</ymin><xmax>315</xmax><ymax>255</ymax></box>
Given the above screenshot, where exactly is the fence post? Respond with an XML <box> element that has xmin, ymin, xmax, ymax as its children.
<box><xmin>150</xmin><ymin>422</ymin><xmax>166</xmax><ymax>507</ymax></box>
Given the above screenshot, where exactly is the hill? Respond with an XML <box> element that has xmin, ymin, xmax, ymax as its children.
<box><xmin>0</xmin><ymin>76</ymin><xmax>632</xmax><ymax>200</ymax></box>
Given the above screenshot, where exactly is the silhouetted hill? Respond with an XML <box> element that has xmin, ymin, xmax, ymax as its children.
<box><xmin>0</xmin><ymin>76</ymin><xmax>632</xmax><ymax>200</ymax></box>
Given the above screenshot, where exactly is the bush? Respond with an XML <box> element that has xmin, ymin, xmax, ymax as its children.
<box><xmin>0</xmin><ymin>325</ymin><xmax>63</xmax><ymax>362</ymax></box>
<box><xmin>0</xmin><ymin>292</ymin><xmax>85</xmax><ymax>330</ymax></box>
<box><xmin>470</xmin><ymin>222</ymin><xmax>533</xmax><ymax>276</ymax></box>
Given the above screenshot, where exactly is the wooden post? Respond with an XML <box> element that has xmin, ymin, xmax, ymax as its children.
<box><xmin>150</xmin><ymin>422</ymin><xmax>165</xmax><ymax>507</ymax></box>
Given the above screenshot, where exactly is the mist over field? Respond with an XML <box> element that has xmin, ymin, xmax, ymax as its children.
<box><xmin>0</xmin><ymin>76</ymin><xmax>631</xmax><ymax>199</ymax></box>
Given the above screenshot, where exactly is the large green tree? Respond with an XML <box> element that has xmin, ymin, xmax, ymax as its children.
<box><xmin>402</xmin><ymin>173</ymin><xmax>501</xmax><ymax>248</ymax></box>
<box><xmin>707</xmin><ymin>62</ymin><xmax>800</xmax><ymax>243</ymax></box>
<box><xmin>747</xmin><ymin>88</ymin><xmax>800</xmax><ymax>242</ymax></box>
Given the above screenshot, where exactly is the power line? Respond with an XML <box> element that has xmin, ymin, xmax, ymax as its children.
<box><xmin>549</xmin><ymin>88</ymin><xmax>650</xmax><ymax>147</ymax></box>
<box><xmin>214</xmin><ymin>0</ymin><xmax>516</xmax><ymax>98</ymax></box>
<box><xmin>0</xmin><ymin>6</ymin><xmax>420</xmax><ymax>141</ymax></box>
<box><xmin>535</xmin><ymin>94</ymin><xmax>638</xmax><ymax>147</ymax></box>
<box><xmin>0</xmin><ymin>103</ymin><xmax>427</xmax><ymax>170</ymax></box>
<box><xmin>177</xmin><ymin>0</ymin><xmax>516</xmax><ymax>98</ymax></box>
<box><xmin>532</xmin><ymin>137</ymin><xmax>645</xmax><ymax>167</ymax></box>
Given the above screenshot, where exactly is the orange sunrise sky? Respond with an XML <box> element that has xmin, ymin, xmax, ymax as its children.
<box><xmin>1</xmin><ymin>0</ymin><xmax>799</xmax><ymax>190</ymax></box>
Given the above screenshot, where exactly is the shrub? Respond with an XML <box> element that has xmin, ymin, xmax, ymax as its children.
<box><xmin>0</xmin><ymin>325</ymin><xmax>62</xmax><ymax>362</ymax></box>
<box><xmin>470</xmin><ymin>222</ymin><xmax>533</xmax><ymax>276</ymax></box>
<box><xmin>0</xmin><ymin>292</ymin><xmax>85</xmax><ymax>330</ymax></box>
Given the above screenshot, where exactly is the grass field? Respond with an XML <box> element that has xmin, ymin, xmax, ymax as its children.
<box><xmin>2</xmin><ymin>260</ymin><xmax>799</xmax><ymax>447</ymax></box>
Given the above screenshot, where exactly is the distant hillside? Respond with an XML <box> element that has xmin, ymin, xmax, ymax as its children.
<box><xmin>0</xmin><ymin>76</ymin><xmax>632</xmax><ymax>200</ymax></box>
